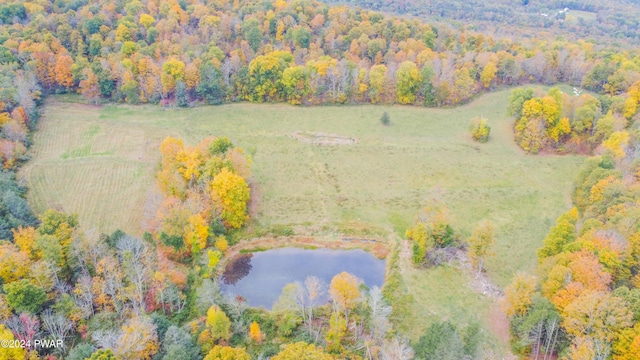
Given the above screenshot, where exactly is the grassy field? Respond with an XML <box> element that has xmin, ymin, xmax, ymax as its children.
<box><xmin>22</xmin><ymin>88</ymin><xmax>584</xmax><ymax>353</ymax></box>
<box><xmin>565</xmin><ymin>10</ymin><xmax>597</xmax><ymax>23</ymax></box>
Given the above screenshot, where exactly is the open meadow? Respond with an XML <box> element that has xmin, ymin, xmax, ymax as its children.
<box><xmin>21</xmin><ymin>88</ymin><xmax>585</xmax><ymax>353</ymax></box>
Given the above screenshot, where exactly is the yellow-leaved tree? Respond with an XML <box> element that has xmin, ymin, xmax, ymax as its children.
<box><xmin>211</xmin><ymin>168</ymin><xmax>250</xmax><ymax>229</ymax></box>
<box><xmin>329</xmin><ymin>272</ymin><xmax>361</xmax><ymax>315</ymax></box>
<box><xmin>467</xmin><ymin>220</ymin><xmax>495</xmax><ymax>275</ymax></box>
<box><xmin>206</xmin><ymin>305</ymin><xmax>231</xmax><ymax>342</ymax></box>
<box><xmin>183</xmin><ymin>214</ymin><xmax>209</xmax><ymax>255</ymax></box>
<box><xmin>0</xmin><ymin>243</ymin><xmax>31</xmax><ymax>284</ymax></box>
<box><xmin>115</xmin><ymin>316</ymin><xmax>159</xmax><ymax>360</ymax></box>
<box><xmin>12</xmin><ymin>226</ymin><xmax>36</xmax><ymax>258</ymax></box>
<box><xmin>272</xmin><ymin>342</ymin><xmax>333</xmax><ymax>360</ymax></box>
<box><xmin>204</xmin><ymin>345</ymin><xmax>250</xmax><ymax>360</ymax></box>
<box><xmin>602</xmin><ymin>131</ymin><xmax>630</xmax><ymax>158</ymax></box>
<box><xmin>0</xmin><ymin>324</ymin><xmax>26</xmax><ymax>360</ymax></box>
<box><xmin>503</xmin><ymin>273</ymin><xmax>536</xmax><ymax>317</ymax></box>
<box><xmin>480</xmin><ymin>60</ymin><xmax>497</xmax><ymax>89</ymax></box>
<box><xmin>395</xmin><ymin>61</ymin><xmax>422</xmax><ymax>104</ymax></box>
<box><xmin>249</xmin><ymin>321</ymin><xmax>263</xmax><ymax>343</ymax></box>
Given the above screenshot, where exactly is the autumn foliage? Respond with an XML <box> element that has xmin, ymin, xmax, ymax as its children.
<box><xmin>155</xmin><ymin>136</ymin><xmax>250</xmax><ymax>259</ymax></box>
<box><xmin>505</xmin><ymin>151</ymin><xmax>640</xmax><ymax>358</ymax></box>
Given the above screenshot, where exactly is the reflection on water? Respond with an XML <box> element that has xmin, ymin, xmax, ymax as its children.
<box><xmin>219</xmin><ymin>247</ymin><xmax>386</xmax><ymax>309</ymax></box>
<box><xmin>221</xmin><ymin>254</ymin><xmax>253</xmax><ymax>285</ymax></box>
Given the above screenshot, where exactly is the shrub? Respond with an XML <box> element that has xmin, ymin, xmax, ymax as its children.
<box><xmin>380</xmin><ymin>111</ymin><xmax>390</xmax><ymax>126</ymax></box>
<box><xmin>470</xmin><ymin>117</ymin><xmax>491</xmax><ymax>143</ymax></box>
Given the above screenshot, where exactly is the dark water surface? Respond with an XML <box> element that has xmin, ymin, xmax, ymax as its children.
<box><xmin>219</xmin><ymin>247</ymin><xmax>386</xmax><ymax>309</ymax></box>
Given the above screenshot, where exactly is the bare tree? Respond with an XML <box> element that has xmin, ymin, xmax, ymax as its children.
<box><xmin>221</xmin><ymin>58</ymin><xmax>232</xmax><ymax>87</ymax></box>
<box><xmin>98</xmin><ymin>255</ymin><xmax>127</xmax><ymax>315</ymax></box>
<box><xmin>195</xmin><ymin>279</ymin><xmax>224</xmax><ymax>314</ymax></box>
<box><xmin>224</xmin><ymin>293</ymin><xmax>248</xmax><ymax>336</ymax></box>
<box><xmin>92</xmin><ymin>329</ymin><xmax>120</xmax><ymax>350</ymax></box>
<box><xmin>380</xmin><ymin>337</ymin><xmax>415</xmax><ymax>360</ymax></box>
<box><xmin>41</xmin><ymin>309</ymin><xmax>74</xmax><ymax>353</ymax></box>
<box><xmin>295</xmin><ymin>276</ymin><xmax>326</xmax><ymax>342</ymax></box>
<box><xmin>161</xmin><ymin>284</ymin><xmax>186</xmax><ymax>314</ymax></box>
<box><xmin>117</xmin><ymin>235</ymin><xmax>153</xmax><ymax>315</ymax></box>
<box><xmin>70</xmin><ymin>230</ymin><xmax>108</xmax><ymax>277</ymax></box>
<box><xmin>368</xmin><ymin>286</ymin><xmax>392</xmax><ymax>341</ymax></box>
<box><xmin>14</xmin><ymin>70</ymin><xmax>39</xmax><ymax>118</ymax></box>
<box><xmin>74</xmin><ymin>275</ymin><xmax>95</xmax><ymax>319</ymax></box>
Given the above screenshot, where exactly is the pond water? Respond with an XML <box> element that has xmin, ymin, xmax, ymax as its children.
<box><xmin>219</xmin><ymin>247</ymin><xmax>386</xmax><ymax>309</ymax></box>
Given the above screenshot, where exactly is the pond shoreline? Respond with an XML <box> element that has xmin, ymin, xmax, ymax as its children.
<box><xmin>218</xmin><ymin>246</ymin><xmax>388</xmax><ymax>309</ymax></box>
<box><xmin>220</xmin><ymin>235</ymin><xmax>390</xmax><ymax>271</ymax></box>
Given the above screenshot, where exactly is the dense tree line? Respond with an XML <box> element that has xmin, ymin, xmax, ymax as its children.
<box><xmin>508</xmin><ymin>85</ymin><xmax>638</xmax><ymax>155</ymax></box>
<box><xmin>1</xmin><ymin>0</ymin><xmax>640</xmax><ymax>125</ymax></box>
<box><xmin>322</xmin><ymin>0</ymin><xmax>640</xmax><ymax>46</ymax></box>
<box><xmin>504</xmin><ymin>148</ymin><xmax>640</xmax><ymax>357</ymax></box>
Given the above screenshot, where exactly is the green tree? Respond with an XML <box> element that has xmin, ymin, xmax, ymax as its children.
<box><xmin>242</xmin><ymin>19</ymin><xmax>263</xmax><ymax>52</ymax></box>
<box><xmin>280</xmin><ymin>66</ymin><xmax>310</xmax><ymax>104</ymax></box>
<box><xmin>247</xmin><ymin>51</ymin><xmax>294</xmax><ymax>102</ymax></box>
<box><xmin>292</xmin><ymin>27</ymin><xmax>311</xmax><ymax>49</ymax></box>
<box><xmin>380</xmin><ymin>111</ymin><xmax>390</xmax><ymax>126</ymax></box>
<box><xmin>510</xmin><ymin>295</ymin><xmax>560</xmax><ymax>358</ymax></box>
<box><xmin>325</xmin><ymin>312</ymin><xmax>347</xmax><ymax>354</ymax></box>
<box><xmin>537</xmin><ymin>208</ymin><xmax>577</xmax><ymax>259</ymax></box>
<box><xmin>87</xmin><ymin>349</ymin><xmax>118</xmax><ymax>360</ymax></box>
<box><xmin>414</xmin><ymin>321</ymin><xmax>465</xmax><ymax>360</ymax></box>
<box><xmin>160</xmin><ymin>326</ymin><xmax>200</xmax><ymax>360</ymax></box>
<box><xmin>66</xmin><ymin>343</ymin><xmax>96</xmax><ymax>360</ymax></box>
<box><xmin>3</xmin><ymin>279</ymin><xmax>47</xmax><ymax>314</ymax></box>
<box><xmin>507</xmin><ymin>88</ymin><xmax>534</xmax><ymax>118</ymax></box>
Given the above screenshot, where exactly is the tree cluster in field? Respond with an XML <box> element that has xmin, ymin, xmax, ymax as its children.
<box><xmin>406</xmin><ymin>205</ymin><xmax>458</xmax><ymax>266</ymax></box>
<box><xmin>509</xmin><ymin>86</ymin><xmax>639</xmax><ymax>155</ymax></box>
<box><xmin>155</xmin><ymin>136</ymin><xmax>250</xmax><ymax>266</ymax></box>
<box><xmin>406</xmin><ymin>206</ymin><xmax>495</xmax><ymax>274</ymax></box>
<box><xmin>3</xmin><ymin>0</ymin><xmax>640</xmax><ymax>118</ymax></box>
<box><xmin>504</xmin><ymin>151</ymin><xmax>640</xmax><ymax>358</ymax></box>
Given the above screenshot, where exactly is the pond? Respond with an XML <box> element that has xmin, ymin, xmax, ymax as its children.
<box><xmin>219</xmin><ymin>247</ymin><xmax>386</xmax><ymax>309</ymax></box>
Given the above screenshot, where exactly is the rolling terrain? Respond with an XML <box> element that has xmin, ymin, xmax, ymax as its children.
<box><xmin>20</xmin><ymin>89</ymin><xmax>584</xmax><ymax>354</ymax></box>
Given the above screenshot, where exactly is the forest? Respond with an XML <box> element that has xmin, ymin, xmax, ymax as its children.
<box><xmin>322</xmin><ymin>0</ymin><xmax>640</xmax><ymax>46</ymax></box>
<box><xmin>0</xmin><ymin>0</ymin><xmax>638</xmax><ymax>359</ymax></box>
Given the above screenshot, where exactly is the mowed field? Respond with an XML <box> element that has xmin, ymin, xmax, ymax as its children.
<box><xmin>22</xmin><ymin>89</ymin><xmax>584</xmax><ymax>352</ymax></box>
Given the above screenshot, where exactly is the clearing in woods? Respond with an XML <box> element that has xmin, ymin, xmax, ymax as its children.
<box><xmin>21</xmin><ymin>88</ymin><xmax>584</xmax><ymax>353</ymax></box>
